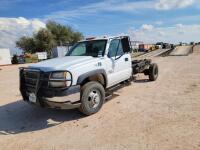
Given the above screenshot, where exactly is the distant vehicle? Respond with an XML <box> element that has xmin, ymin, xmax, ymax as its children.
<box><xmin>156</xmin><ymin>42</ymin><xmax>163</xmax><ymax>49</ymax></box>
<box><xmin>17</xmin><ymin>55</ymin><xmax>25</xmax><ymax>64</ymax></box>
<box><xmin>156</xmin><ymin>42</ymin><xmax>172</xmax><ymax>49</ymax></box>
<box><xmin>139</xmin><ymin>44</ymin><xmax>154</xmax><ymax>52</ymax></box>
<box><xmin>180</xmin><ymin>42</ymin><xmax>187</xmax><ymax>46</ymax></box>
<box><xmin>131</xmin><ymin>41</ymin><xmax>143</xmax><ymax>50</ymax></box>
<box><xmin>163</xmin><ymin>43</ymin><xmax>171</xmax><ymax>49</ymax></box>
<box><xmin>19</xmin><ymin>36</ymin><xmax>158</xmax><ymax>115</ymax></box>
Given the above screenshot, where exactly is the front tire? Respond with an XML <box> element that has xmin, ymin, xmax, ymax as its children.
<box><xmin>79</xmin><ymin>81</ymin><xmax>105</xmax><ymax>115</ymax></box>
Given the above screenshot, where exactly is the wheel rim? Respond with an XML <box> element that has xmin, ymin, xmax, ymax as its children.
<box><xmin>88</xmin><ymin>90</ymin><xmax>101</xmax><ymax>109</ymax></box>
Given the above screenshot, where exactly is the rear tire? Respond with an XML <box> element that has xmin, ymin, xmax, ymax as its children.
<box><xmin>79</xmin><ymin>81</ymin><xmax>105</xmax><ymax>115</ymax></box>
<box><xmin>149</xmin><ymin>63</ymin><xmax>158</xmax><ymax>81</ymax></box>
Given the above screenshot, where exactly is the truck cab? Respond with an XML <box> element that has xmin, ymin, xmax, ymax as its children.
<box><xmin>20</xmin><ymin>36</ymin><xmax>158</xmax><ymax>115</ymax></box>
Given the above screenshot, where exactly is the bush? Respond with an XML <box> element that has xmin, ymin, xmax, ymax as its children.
<box><xmin>31</xmin><ymin>54</ymin><xmax>38</xmax><ymax>63</ymax></box>
<box><xmin>24</xmin><ymin>53</ymin><xmax>38</xmax><ymax>63</ymax></box>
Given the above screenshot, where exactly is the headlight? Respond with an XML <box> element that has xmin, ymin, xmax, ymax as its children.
<box><xmin>51</xmin><ymin>72</ymin><xmax>66</xmax><ymax>79</ymax></box>
<box><xmin>49</xmin><ymin>71</ymin><xmax>72</xmax><ymax>88</ymax></box>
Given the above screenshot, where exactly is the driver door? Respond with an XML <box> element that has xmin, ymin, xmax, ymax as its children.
<box><xmin>106</xmin><ymin>38</ymin><xmax>132</xmax><ymax>87</ymax></box>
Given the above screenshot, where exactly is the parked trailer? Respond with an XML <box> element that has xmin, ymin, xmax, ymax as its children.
<box><xmin>139</xmin><ymin>44</ymin><xmax>155</xmax><ymax>52</ymax></box>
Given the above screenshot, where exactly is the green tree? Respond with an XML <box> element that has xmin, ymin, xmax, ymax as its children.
<box><xmin>16</xmin><ymin>36</ymin><xmax>36</xmax><ymax>53</ymax></box>
<box><xmin>71</xmin><ymin>31</ymin><xmax>84</xmax><ymax>44</ymax></box>
<box><xmin>16</xmin><ymin>21</ymin><xmax>84</xmax><ymax>55</ymax></box>
<box><xmin>34</xmin><ymin>28</ymin><xmax>55</xmax><ymax>55</ymax></box>
<box><xmin>46</xmin><ymin>21</ymin><xmax>83</xmax><ymax>46</ymax></box>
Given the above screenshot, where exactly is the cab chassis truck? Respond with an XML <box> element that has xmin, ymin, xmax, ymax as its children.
<box><xmin>19</xmin><ymin>36</ymin><xmax>158</xmax><ymax>115</ymax></box>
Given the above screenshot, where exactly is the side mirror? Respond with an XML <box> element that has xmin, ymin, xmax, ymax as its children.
<box><xmin>121</xmin><ymin>37</ymin><xmax>131</xmax><ymax>53</ymax></box>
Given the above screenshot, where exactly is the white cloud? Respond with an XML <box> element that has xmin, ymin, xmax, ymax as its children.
<box><xmin>107</xmin><ymin>1</ymin><xmax>153</xmax><ymax>11</ymax></box>
<box><xmin>0</xmin><ymin>17</ymin><xmax>45</xmax><ymax>55</ymax></box>
<box><xmin>158</xmin><ymin>31</ymin><xmax>165</xmax><ymax>36</ymax></box>
<box><xmin>155</xmin><ymin>21</ymin><xmax>163</xmax><ymax>26</ymax></box>
<box><xmin>45</xmin><ymin>0</ymin><xmax>153</xmax><ymax>20</ymax></box>
<box><xmin>176</xmin><ymin>23</ymin><xmax>184</xmax><ymax>28</ymax></box>
<box><xmin>128</xmin><ymin>24</ymin><xmax>200</xmax><ymax>43</ymax></box>
<box><xmin>46</xmin><ymin>0</ymin><xmax>197</xmax><ymax>21</ymax></box>
<box><xmin>155</xmin><ymin>0</ymin><xmax>195</xmax><ymax>10</ymax></box>
<box><xmin>141</xmin><ymin>24</ymin><xmax>154</xmax><ymax>31</ymax></box>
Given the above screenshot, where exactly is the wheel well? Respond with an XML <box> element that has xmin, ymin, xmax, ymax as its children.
<box><xmin>80</xmin><ymin>74</ymin><xmax>106</xmax><ymax>87</ymax></box>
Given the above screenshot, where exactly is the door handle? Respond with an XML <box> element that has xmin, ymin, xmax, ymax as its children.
<box><xmin>125</xmin><ymin>58</ymin><xmax>129</xmax><ymax>61</ymax></box>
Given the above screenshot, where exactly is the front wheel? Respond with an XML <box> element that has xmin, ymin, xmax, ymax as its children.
<box><xmin>79</xmin><ymin>81</ymin><xmax>105</xmax><ymax>115</ymax></box>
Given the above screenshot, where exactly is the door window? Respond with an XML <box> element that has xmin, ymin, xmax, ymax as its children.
<box><xmin>108</xmin><ymin>39</ymin><xmax>124</xmax><ymax>57</ymax></box>
<box><xmin>117</xmin><ymin>41</ymin><xmax>124</xmax><ymax>56</ymax></box>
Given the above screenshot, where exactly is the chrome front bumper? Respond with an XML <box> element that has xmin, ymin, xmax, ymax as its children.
<box><xmin>42</xmin><ymin>85</ymin><xmax>81</xmax><ymax>109</ymax></box>
<box><xmin>25</xmin><ymin>85</ymin><xmax>81</xmax><ymax>110</ymax></box>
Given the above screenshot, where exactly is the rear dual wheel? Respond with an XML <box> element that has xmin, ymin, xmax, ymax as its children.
<box><xmin>149</xmin><ymin>63</ymin><xmax>158</xmax><ymax>81</ymax></box>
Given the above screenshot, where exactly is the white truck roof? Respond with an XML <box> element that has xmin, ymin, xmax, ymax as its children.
<box><xmin>80</xmin><ymin>35</ymin><xmax>129</xmax><ymax>42</ymax></box>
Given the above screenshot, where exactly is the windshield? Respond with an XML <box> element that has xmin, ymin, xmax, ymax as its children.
<box><xmin>66</xmin><ymin>40</ymin><xmax>107</xmax><ymax>57</ymax></box>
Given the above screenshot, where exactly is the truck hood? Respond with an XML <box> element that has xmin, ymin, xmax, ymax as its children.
<box><xmin>29</xmin><ymin>56</ymin><xmax>95</xmax><ymax>71</ymax></box>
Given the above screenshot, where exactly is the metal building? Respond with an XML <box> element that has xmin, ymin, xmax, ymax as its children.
<box><xmin>130</xmin><ymin>41</ymin><xmax>143</xmax><ymax>50</ymax></box>
<box><xmin>0</xmin><ymin>48</ymin><xmax>11</xmax><ymax>65</ymax></box>
<box><xmin>52</xmin><ymin>46</ymin><xmax>70</xmax><ymax>58</ymax></box>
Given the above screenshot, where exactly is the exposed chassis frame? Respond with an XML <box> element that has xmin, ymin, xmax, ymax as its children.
<box><xmin>132</xmin><ymin>59</ymin><xmax>151</xmax><ymax>75</ymax></box>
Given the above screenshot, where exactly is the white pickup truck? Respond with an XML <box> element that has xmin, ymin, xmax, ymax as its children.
<box><xmin>20</xmin><ymin>36</ymin><xmax>158</xmax><ymax>115</ymax></box>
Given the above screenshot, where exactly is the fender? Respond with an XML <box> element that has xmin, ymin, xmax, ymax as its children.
<box><xmin>77</xmin><ymin>69</ymin><xmax>108</xmax><ymax>87</ymax></box>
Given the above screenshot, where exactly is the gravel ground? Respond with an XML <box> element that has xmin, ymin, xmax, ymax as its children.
<box><xmin>170</xmin><ymin>46</ymin><xmax>193</xmax><ymax>56</ymax></box>
<box><xmin>0</xmin><ymin>49</ymin><xmax>200</xmax><ymax>150</ymax></box>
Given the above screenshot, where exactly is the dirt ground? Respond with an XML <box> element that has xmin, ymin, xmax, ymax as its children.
<box><xmin>0</xmin><ymin>49</ymin><xmax>200</xmax><ymax>150</ymax></box>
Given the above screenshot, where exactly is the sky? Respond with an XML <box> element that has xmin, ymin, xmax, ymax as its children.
<box><xmin>0</xmin><ymin>0</ymin><xmax>200</xmax><ymax>54</ymax></box>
